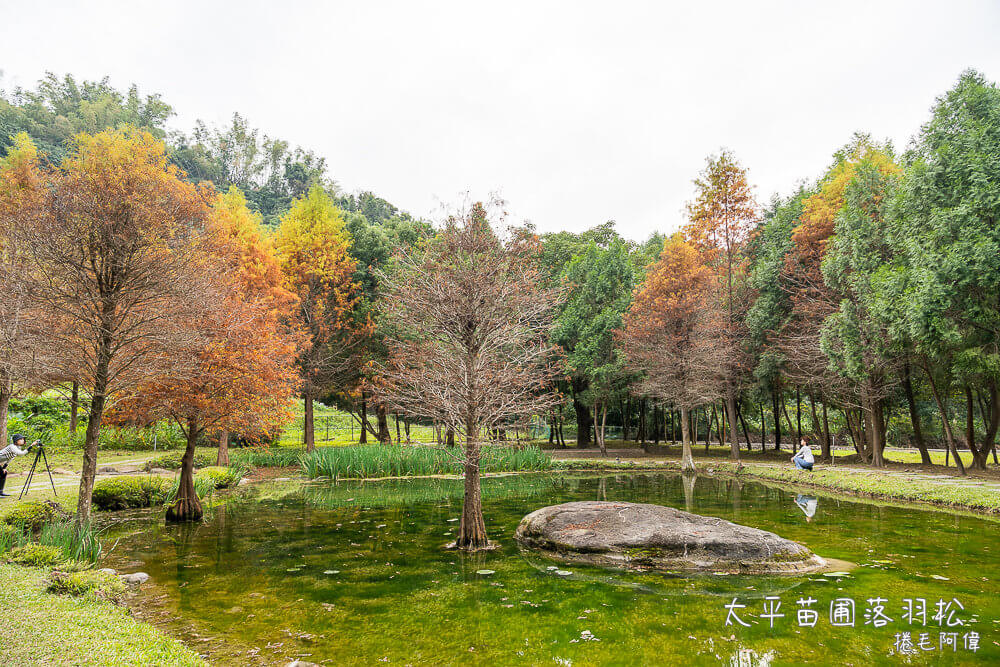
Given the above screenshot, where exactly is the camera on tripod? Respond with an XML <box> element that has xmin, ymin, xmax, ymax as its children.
<box><xmin>19</xmin><ymin>441</ymin><xmax>57</xmax><ymax>500</ymax></box>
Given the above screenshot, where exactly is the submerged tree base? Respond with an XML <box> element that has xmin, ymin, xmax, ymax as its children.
<box><xmin>445</xmin><ymin>539</ymin><xmax>501</xmax><ymax>552</ymax></box>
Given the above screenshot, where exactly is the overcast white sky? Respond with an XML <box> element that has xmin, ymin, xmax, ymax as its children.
<box><xmin>2</xmin><ymin>1</ymin><xmax>999</xmax><ymax>238</ymax></box>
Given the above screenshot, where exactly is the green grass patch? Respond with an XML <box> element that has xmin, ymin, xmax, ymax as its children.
<box><xmin>5</xmin><ymin>543</ymin><xmax>66</xmax><ymax>567</ymax></box>
<box><xmin>732</xmin><ymin>464</ymin><xmax>1000</xmax><ymax>513</ymax></box>
<box><xmin>92</xmin><ymin>476</ymin><xmax>171</xmax><ymax>511</ymax></box>
<box><xmin>300</xmin><ymin>444</ymin><xmax>552</xmax><ymax>480</ymax></box>
<box><xmin>0</xmin><ymin>564</ymin><xmax>205</xmax><ymax>666</ymax></box>
<box><xmin>47</xmin><ymin>568</ymin><xmax>127</xmax><ymax>603</ymax></box>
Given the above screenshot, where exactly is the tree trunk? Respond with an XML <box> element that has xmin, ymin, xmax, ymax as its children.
<box><xmin>903</xmin><ymin>363</ymin><xmax>931</xmax><ymax>464</ymax></box>
<box><xmin>679</xmin><ymin>406</ymin><xmax>695</xmax><ymax>472</ymax></box>
<box><xmin>359</xmin><ymin>392</ymin><xmax>369</xmax><ymax>444</ymax></box>
<box><xmin>796</xmin><ymin>388</ymin><xmax>802</xmax><ymax>443</ymax></box>
<box><xmin>216</xmin><ymin>431</ymin><xmax>230</xmax><ymax>466</ymax></box>
<box><xmin>595</xmin><ymin>400</ymin><xmax>608</xmax><ymax>456</ymax></box>
<box><xmin>637</xmin><ymin>398</ymin><xmax>648</xmax><ymax>444</ymax></box>
<box><xmin>572</xmin><ymin>383</ymin><xmax>593</xmax><ymax>447</ymax></box>
<box><xmin>395</xmin><ymin>413</ymin><xmax>401</xmax><ymax>444</ymax></box>
<box><xmin>304</xmin><ymin>392</ymin><xmax>316</xmax><ymax>452</ymax></box>
<box><xmin>760</xmin><ymin>401</ymin><xmax>766</xmax><ymax>452</ymax></box>
<box><xmin>821</xmin><ymin>399</ymin><xmax>832</xmax><ymax>463</ymax></box>
<box><xmin>725</xmin><ymin>388</ymin><xmax>740</xmax><ymax>463</ymax></box>
<box><xmin>925</xmin><ymin>368</ymin><xmax>966</xmax><ymax>475</ymax></box>
<box><xmin>455</xmin><ymin>416</ymin><xmax>488</xmax><ymax>549</ymax></box>
<box><xmin>735</xmin><ymin>400</ymin><xmax>752</xmax><ymax>451</ymax></box>
<box><xmin>967</xmin><ymin>384</ymin><xmax>999</xmax><ymax>470</ymax></box>
<box><xmin>623</xmin><ymin>398</ymin><xmax>631</xmax><ymax>442</ymax></box>
<box><xmin>404</xmin><ymin>419</ymin><xmax>411</xmax><ymax>444</ymax></box>
<box><xmin>167</xmin><ymin>416</ymin><xmax>204</xmax><ymax>523</ymax></box>
<box><xmin>69</xmin><ymin>381</ymin><xmax>79</xmax><ymax>434</ymax></box>
<box><xmin>652</xmin><ymin>405</ymin><xmax>660</xmax><ymax>446</ymax></box>
<box><xmin>377</xmin><ymin>405</ymin><xmax>390</xmax><ymax>444</ymax></box>
<box><xmin>781</xmin><ymin>399</ymin><xmax>795</xmax><ymax>448</ymax></box>
<box><xmin>965</xmin><ymin>386</ymin><xmax>981</xmax><ymax>469</ymax></box>
<box><xmin>76</xmin><ymin>335</ymin><xmax>113</xmax><ymax>527</ymax></box>
<box><xmin>869</xmin><ymin>394</ymin><xmax>886</xmax><ymax>468</ymax></box>
<box><xmin>772</xmin><ymin>388</ymin><xmax>782</xmax><ymax>451</ymax></box>
<box><xmin>446</xmin><ymin>427</ymin><xmax>455</xmax><ymax>447</ymax></box>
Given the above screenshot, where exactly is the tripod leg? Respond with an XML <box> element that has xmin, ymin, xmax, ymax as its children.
<box><xmin>19</xmin><ymin>451</ymin><xmax>40</xmax><ymax>500</ymax></box>
<box><xmin>41</xmin><ymin>449</ymin><xmax>58</xmax><ymax>496</ymax></box>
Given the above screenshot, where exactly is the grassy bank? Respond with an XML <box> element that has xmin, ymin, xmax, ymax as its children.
<box><xmin>300</xmin><ymin>443</ymin><xmax>552</xmax><ymax>479</ymax></box>
<box><xmin>554</xmin><ymin>457</ymin><xmax>1000</xmax><ymax>513</ymax></box>
<box><xmin>0</xmin><ymin>564</ymin><xmax>205</xmax><ymax>666</ymax></box>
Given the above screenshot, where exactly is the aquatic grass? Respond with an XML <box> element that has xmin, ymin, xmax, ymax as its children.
<box><xmin>299</xmin><ymin>444</ymin><xmax>551</xmax><ymax>480</ymax></box>
<box><xmin>195</xmin><ymin>464</ymin><xmax>248</xmax><ymax>489</ymax></box>
<box><xmin>0</xmin><ymin>524</ymin><xmax>28</xmax><ymax>554</ymax></box>
<box><xmin>37</xmin><ymin>520</ymin><xmax>104</xmax><ymax>563</ymax></box>
<box><xmin>229</xmin><ymin>446</ymin><xmax>305</xmax><ymax>469</ymax></box>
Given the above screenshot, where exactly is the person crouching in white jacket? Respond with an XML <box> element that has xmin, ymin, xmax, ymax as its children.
<box><xmin>792</xmin><ymin>437</ymin><xmax>814</xmax><ymax>472</ymax></box>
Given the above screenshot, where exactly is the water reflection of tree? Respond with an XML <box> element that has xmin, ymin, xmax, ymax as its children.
<box><xmin>681</xmin><ymin>473</ymin><xmax>697</xmax><ymax>512</ymax></box>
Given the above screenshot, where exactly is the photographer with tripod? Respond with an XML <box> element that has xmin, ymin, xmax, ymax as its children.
<box><xmin>0</xmin><ymin>434</ymin><xmax>39</xmax><ymax>497</ymax></box>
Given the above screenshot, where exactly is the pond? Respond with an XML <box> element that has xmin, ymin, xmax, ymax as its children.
<box><xmin>100</xmin><ymin>473</ymin><xmax>999</xmax><ymax>665</ymax></box>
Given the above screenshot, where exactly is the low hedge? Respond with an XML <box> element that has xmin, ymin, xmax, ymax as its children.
<box><xmin>144</xmin><ymin>452</ymin><xmax>214</xmax><ymax>471</ymax></box>
<box><xmin>92</xmin><ymin>476</ymin><xmax>171</xmax><ymax>511</ymax></box>
<box><xmin>0</xmin><ymin>501</ymin><xmax>69</xmax><ymax>532</ymax></box>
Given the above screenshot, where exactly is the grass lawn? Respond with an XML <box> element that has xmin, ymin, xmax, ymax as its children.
<box><xmin>0</xmin><ymin>564</ymin><xmax>205</xmax><ymax>666</ymax></box>
<box><xmin>554</xmin><ymin>456</ymin><xmax>1000</xmax><ymax>513</ymax></box>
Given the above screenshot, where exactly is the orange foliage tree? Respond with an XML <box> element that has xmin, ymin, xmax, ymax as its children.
<box><xmin>275</xmin><ymin>185</ymin><xmax>365</xmax><ymax>451</ymax></box>
<box><xmin>205</xmin><ymin>187</ymin><xmax>302</xmax><ymax>465</ymax></box>
<box><xmin>683</xmin><ymin>150</ymin><xmax>757</xmax><ymax>461</ymax></box>
<box><xmin>622</xmin><ymin>235</ymin><xmax>728</xmax><ymax>472</ymax></box>
<box><xmin>11</xmin><ymin>128</ymin><xmax>214</xmax><ymax>524</ymax></box>
<box><xmin>110</xmin><ymin>187</ymin><xmax>301</xmax><ymax>522</ymax></box>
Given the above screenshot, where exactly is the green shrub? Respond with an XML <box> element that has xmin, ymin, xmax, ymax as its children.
<box><xmin>300</xmin><ymin>444</ymin><xmax>552</xmax><ymax>480</ymax></box>
<box><xmin>6</xmin><ymin>543</ymin><xmax>65</xmax><ymax>566</ymax></box>
<box><xmin>194</xmin><ymin>466</ymin><xmax>245</xmax><ymax>489</ymax></box>
<box><xmin>143</xmin><ymin>452</ymin><xmax>214</xmax><ymax>471</ymax></box>
<box><xmin>47</xmin><ymin>569</ymin><xmax>127</xmax><ymax>603</ymax></box>
<box><xmin>92</xmin><ymin>476</ymin><xmax>171</xmax><ymax>511</ymax></box>
<box><xmin>0</xmin><ymin>501</ymin><xmax>68</xmax><ymax>532</ymax></box>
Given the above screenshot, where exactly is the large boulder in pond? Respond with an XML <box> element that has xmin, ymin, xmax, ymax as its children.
<box><xmin>514</xmin><ymin>501</ymin><xmax>825</xmax><ymax>575</ymax></box>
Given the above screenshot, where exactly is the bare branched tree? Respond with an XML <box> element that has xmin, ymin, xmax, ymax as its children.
<box><xmin>374</xmin><ymin>199</ymin><xmax>564</xmax><ymax>550</ymax></box>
